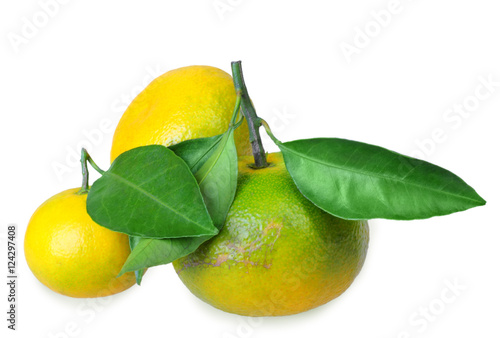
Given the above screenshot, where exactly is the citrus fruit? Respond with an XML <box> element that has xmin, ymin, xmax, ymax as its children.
<box><xmin>173</xmin><ymin>153</ymin><xmax>369</xmax><ymax>316</ymax></box>
<box><xmin>24</xmin><ymin>188</ymin><xmax>136</xmax><ymax>298</ymax></box>
<box><xmin>110</xmin><ymin>65</ymin><xmax>251</xmax><ymax>162</ymax></box>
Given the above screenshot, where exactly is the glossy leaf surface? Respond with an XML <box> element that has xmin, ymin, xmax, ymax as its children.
<box><xmin>278</xmin><ymin>138</ymin><xmax>486</xmax><ymax>220</ymax></box>
<box><xmin>87</xmin><ymin>145</ymin><xmax>217</xmax><ymax>238</ymax></box>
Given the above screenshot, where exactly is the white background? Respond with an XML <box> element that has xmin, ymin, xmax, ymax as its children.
<box><xmin>1</xmin><ymin>0</ymin><xmax>499</xmax><ymax>337</ymax></box>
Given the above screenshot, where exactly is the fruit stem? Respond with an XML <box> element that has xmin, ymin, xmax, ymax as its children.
<box><xmin>231</xmin><ymin>61</ymin><xmax>268</xmax><ymax>169</ymax></box>
<box><xmin>77</xmin><ymin>148</ymin><xmax>105</xmax><ymax>195</ymax></box>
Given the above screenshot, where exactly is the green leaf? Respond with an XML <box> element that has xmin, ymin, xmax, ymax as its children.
<box><xmin>129</xmin><ymin>236</ymin><xmax>145</xmax><ymax>285</ymax></box>
<box><xmin>194</xmin><ymin>129</ymin><xmax>238</xmax><ymax>228</ymax></box>
<box><xmin>119</xmin><ymin>129</ymin><xmax>239</xmax><ymax>274</ymax></box>
<box><xmin>87</xmin><ymin>145</ymin><xmax>217</xmax><ymax>238</ymax></box>
<box><xmin>119</xmin><ymin>236</ymin><xmax>209</xmax><ymax>275</ymax></box>
<box><xmin>170</xmin><ymin>134</ymin><xmax>223</xmax><ymax>173</ymax></box>
<box><xmin>171</xmin><ymin>130</ymin><xmax>238</xmax><ymax>228</ymax></box>
<box><xmin>278</xmin><ymin>138</ymin><xmax>486</xmax><ymax>220</ymax></box>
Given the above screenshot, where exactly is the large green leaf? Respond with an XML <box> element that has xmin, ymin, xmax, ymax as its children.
<box><xmin>87</xmin><ymin>145</ymin><xmax>217</xmax><ymax>238</ymax></box>
<box><xmin>119</xmin><ymin>129</ymin><xmax>239</xmax><ymax>274</ymax></box>
<box><xmin>278</xmin><ymin>138</ymin><xmax>486</xmax><ymax>220</ymax></box>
